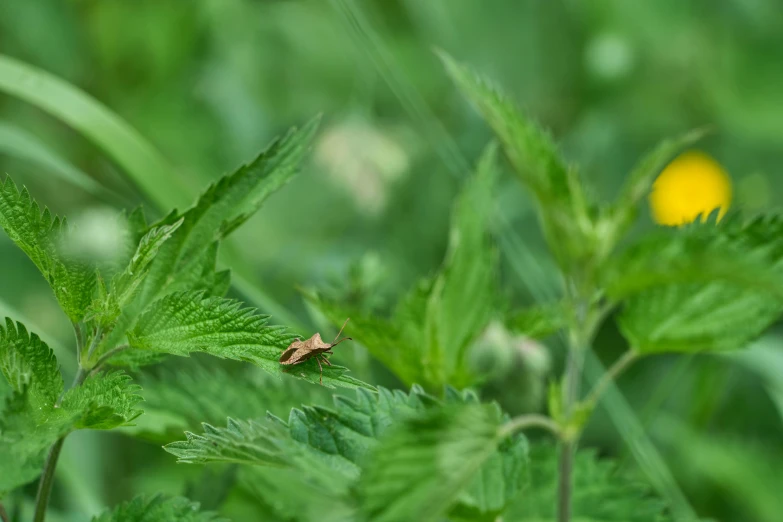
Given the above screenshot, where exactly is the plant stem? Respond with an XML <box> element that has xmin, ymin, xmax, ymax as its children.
<box><xmin>89</xmin><ymin>344</ymin><xmax>129</xmax><ymax>376</ymax></box>
<box><xmin>84</xmin><ymin>325</ymin><xmax>103</xmax><ymax>363</ymax></box>
<box><xmin>33</xmin><ymin>365</ymin><xmax>88</xmax><ymax>522</ymax></box>
<box><xmin>32</xmin><ymin>438</ymin><xmax>65</xmax><ymax>522</ymax></box>
<box><xmin>0</xmin><ymin>502</ymin><xmax>9</xmax><ymax>522</ymax></box>
<box><xmin>584</xmin><ymin>350</ymin><xmax>639</xmax><ymax>407</ymax></box>
<box><xmin>501</xmin><ymin>414</ymin><xmax>561</xmax><ymax>437</ymax></box>
<box><xmin>557</xmin><ymin>441</ymin><xmax>575</xmax><ymax>522</ymax></box>
<box><xmin>557</xmin><ymin>293</ymin><xmax>593</xmax><ymax>522</ymax></box>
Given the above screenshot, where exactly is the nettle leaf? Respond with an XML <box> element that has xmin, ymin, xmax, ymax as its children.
<box><xmin>607</xmin><ymin>129</ymin><xmax>706</xmax><ymax>243</ymax></box>
<box><xmin>166</xmin><ymin>386</ymin><xmax>527</xmax><ymax>522</ymax></box>
<box><xmin>61</xmin><ymin>371</ymin><xmax>143</xmax><ymax>429</ymax></box>
<box><xmin>308</xmin><ymin>146</ymin><xmax>499</xmax><ymax>390</ymax></box>
<box><xmin>620</xmin><ymin>283</ymin><xmax>782</xmax><ymax>354</ymax></box>
<box><xmin>164</xmin><ymin>387</ymin><xmax>435</xmax><ymax>522</ymax></box>
<box><xmin>0</xmin><ymin>176</ymin><xmax>95</xmax><ymax>321</ymax></box>
<box><xmin>127</xmin><ymin>291</ymin><xmax>370</xmax><ymax>389</ymax></box>
<box><xmin>0</xmin><ymin>318</ymin><xmax>63</xmax><ymax>410</ymax></box>
<box><xmin>129</xmin><ymin>362</ymin><xmax>329</xmax><ymax>440</ymax></box>
<box><xmin>0</xmin><ymin>371</ymin><xmax>140</xmax><ymax>492</ymax></box>
<box><xmin>608</xmin><ymin>215</ymin><xmax>783</xmax><ymax>353</ymax></box>
<box><xmin>140</xmin><ymin>117</ymin><xmax>320</xmax><ymax>304</ymax></box>
<box><xmin>89</xmin><ymin>219</ymin><xmax>184</xmax><ymax>328</ymax></box>
<box><xmin>0</xmin><ymin>390</ymin><xmax>71</xmax><ymax>494</ymax></box>
<box><xmin>357</xmin><ymin>403</ymin><xmax>504</xmax><ymax>522</ymax></box>
<box><xmin>92</xmin><ymin>494</ymin><xmax>226</xmax><ymax>522</ymax></box>
<box><xmin>604</xmin><ymin>214</ymin><xmax>783</xmax><ymax>302</ymax></box>
<box><xmin>426</xmin><ymin>143</ymin><xmax>499</xmax><ymax>388</ymax></box>
<box><xmin>451</xmin><ymin>433</ymin><xmax>528</xmax><ymax>522</ymax></box>
<box><xmin>0</xmin><ymin>322</ymin><xmax>67</xmax><ymax>493</ymax></box>
<box><xmin>157</xmin><ymin>241</ymin><xmax>231</xmax><ymax>297</ymax></box>
<box><xmin>0</xmin><ymin>319</ymin><xmax>141</xmax><ymax>493</ymax></box>
<box><xmin>95</xmin><ymin>119</ymin><xmax>319</xmax><ymax>362</ymax></box>
<box><xmin>165</xmin><ymin>387</ymin><xmax>436</xmax><ymax>470</ymax></box>
<box><xmin>507</xmin><ymin>444</ymin><xmax>672</xmax><ymax>522</ymax></box>
<box><xmin>507</xmin><ymin>301</ymin><xmax>568</xmax><ymax>340</ymax></box>
<box><xmin>444</xmin><ymin>389</ymin><xmax>530</xmax><ymax>522</ymax></box>
<box><xmin>439</xmin><ymin>52</ymin><xmax>593</xmax><ymax>268</ymax></box>
<box><xmin>165</xmin><ymin>418</ymin><xmax>286</xmax><ymax>467</ymax></box>
<box><xmin>306</xmin><ymin>291</ymin><xmax>426</xmax><ymax>387</ymax></box>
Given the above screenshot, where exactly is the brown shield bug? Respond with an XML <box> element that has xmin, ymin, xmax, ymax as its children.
<box><xmin>279</xmin><ymin>318</ymin><xmax>352</xmax><ymax>385</ymax></box>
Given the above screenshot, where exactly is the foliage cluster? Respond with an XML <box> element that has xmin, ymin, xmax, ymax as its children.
<box><xmin>2</xmin><ymin>50</ymin><xmax>783</xmax><ymax>522</ymax></box>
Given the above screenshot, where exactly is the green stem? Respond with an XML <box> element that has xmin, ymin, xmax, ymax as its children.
<box><xmin>89</xmin><ymin>344</ymin><xmax>129</xmax><ymax>376</ymax></box>
<box><xmin>501</xmin><ymin>414</ymin><xmax>561</xmax><ymax>438</ymax></box>
<box><xmin>557</xmin><ymin>441</ymin><xmax>575</xmax><ymax>522</ymax></box>
<box><xmin>0</xmin><ymin>502</ymin><xmax>9</xmax><ymax>522</ymax></box>
<box><xmin>34</xmin><ymin>365</ymin><xmax>88</xmax><ymax>522</ymax></box>
<box><xmin>584</xmin><ymin>350</ymin><xmax>640</xmax><ymax>407</ymax></box>
<box><xmin>84</xmin><ymin>325</ymin><xmax>103</xmax><ymax>363</ymax></box>
<box><xmin>557</xmin><ymin>293</ymin><xmax>595</xmax><ymax>522</ymax></box>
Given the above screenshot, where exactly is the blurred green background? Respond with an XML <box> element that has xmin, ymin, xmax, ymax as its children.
<box><xmin>1</xmin><ymin>1</ymin><xmax>783</xmax><ymax>521</ymax></box>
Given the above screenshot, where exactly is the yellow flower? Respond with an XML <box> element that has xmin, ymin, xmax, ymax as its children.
<box><xmin>649</xmin><ymin>150</ymin><xmax>732</xmax><ymax>226</ymax></box>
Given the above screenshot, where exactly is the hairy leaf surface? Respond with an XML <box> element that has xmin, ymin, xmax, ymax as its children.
<box><xmin>357</xmin><ymin>403</ymin><xmax>504</xmax><ymax>522</ymax></box>
<box><xmin>0</xmin><ymin>322</ymin><xmax>141</xmax><ymax>493</ymax></box>
<box><xmin>0</xmin><ymin>177</ymin><xmax>95</xmax><ymax>321</ymax></box>
<box><xmin>426</xmin><ymin>143</ymin><xmax>499</xmax><ymax>387</ymax></box>
<box><xmin>128</xmin><ymin>291</ymin><xmax>370</xmax><ymax>389</ymax></box>
<box><xmin>89</xmin><ymin>219</ymin><xmax>183</xmax><ymax>328</ymax></box>
<box><xmin>440</xmin><ymin>52</ymin><xmax>593</xmax><ymax>268</ymax></box>
<box><xmin>609</xmin><ymin>215</ymin><xmax>783</xmax><ymax>353</ymax></box>
<box><xmin>0</xmin><ymin>318</ymin><xmax>62</xmax><ymax>410</ymax></box>
<box><xmin>140</xmin><ymin>118</ymin><xmax>319</xmax><ymax>304</ymax></box>
<box><xmin>92</xmin><ymin>494</ymin><xmax>226</xmax><ymax>522</ymax></box>
<box><xmin>166</xmin><ymin>387</ymin><xmax>526</xmax><ymax>522</ymax></box>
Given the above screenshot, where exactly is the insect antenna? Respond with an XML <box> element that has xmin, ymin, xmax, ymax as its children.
<box><xmin>330</xmin><ymin>318</ymin><xmax>353</xmax><ymax>346</ymax></box>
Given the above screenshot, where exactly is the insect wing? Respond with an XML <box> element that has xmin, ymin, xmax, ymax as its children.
<box><xmin>279</xmin><ymin>340</ymin><xmax>307</xmax><ymax>364</ymax></box>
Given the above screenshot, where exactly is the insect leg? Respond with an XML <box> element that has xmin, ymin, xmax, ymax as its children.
<box><xmin>316</xmin><ymin>356</ymin><xmax>324</xmax><ymax>385</ymax></box>
<box><xmin>322</xmin><ymin>356</ymin><xmax>332</xmax><ymax>366</ymax></box>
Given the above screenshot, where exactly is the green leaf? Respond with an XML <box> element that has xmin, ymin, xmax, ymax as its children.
<box><xmin>128</xmin><ymin>362</ymin><xmax>329</xmax><ymax>440</ymax></box>
<box><xmin>152</xmin><ymin>241</ymin><xmax>230</xmax><ymax>297</ymax></box>
<box><xmin>608</xmin><ymin>129</ymin><xmax>706</xmax><ymax>243</ymax></box>
<box><xmin>604</xmin><ymin>214</ymin><xmax>783</xmax><ymax>302</ymax></box>
<box><xmin>89</xmin><ymin>219</ymin><xmax>184</xmax><ymax>329</ymax></box>
<box><xmin>507</xmin><ymin>444</ymin><xmax>672</xmax><ymax>522</ymax></box>
<box><xmin>166</xmin><ymin>386</ymin><xmax>527</xmax><ymax>522</ymax></box>
<box><xmin>608</xmin><ymin>215</ymin><xmax>783</xmax><ymax>353</ymax></box>
<box><xmin>426</xmin><ymin>142</ymin><xmax>499</xmax><ymax>387</ymax></box>
<box><xmin>439</xmin><ymin>51</ymin><xmax>593</xmax><ymax>268</ymax></box>
<box><xmin>0</xmin><ymin>389</ymin><xmax>69</xmax><ymax>494</ymax></box>
<box><xmin>507</xmin><ymin>302</ymin><xmax>568</xmax><ymax>340</ymax></box>
<box><xmin>165</xmin><ymin>387</ymin><xmax>436</xmax><ymax>470</ymax></box>
<box><xmin>447</xmin><ymin>390</ymin><xmax>529</xmax><ymax>521</ymax></box>
<box><xmin>357</xmin><ymin>403</ymin><xmax>504</xmax><ymax>522</ymax></box>
<box><xmin>305</xmin><ymin>292</ymin><xmax>425</xmax><ymax>386</ymax></box>
<box><xmin>307</xmin><ymin>146</ymin><xmax>500</xmax><ymax>390</ymax></box>
<box><xmin>164</xmin><ymin>418</ymin><xmax>288</xmax><ymax>467</ymax></box>
<box><xmin>61</xmin><ymin>371</ymin><xmax>143</xmax><ymax>430</ymax></box>
<box><xmin>0</xmin><ymin>322</ymin><xmax>68</xmax><ymax>493</ymax></box>
<box><xmin>127</xmin><ymin>291</ymin><xmax>371</xmax><ymax>390</ymax></box>
<box><xmin>0</xmin><ymin>368</ymin><xmax>140</xmax><ymax>493</ymax></box>
<box><xmin>0</xmin><ymin>176</ymin><xmax>95</xmax><ymax>321</ymax></box>
<box><xmin>91</xmin><ymin>494</ymin><xmax>226</xmax><ymax>522</ymax></box>
<box><xmin>140</xmin><ymin>117</ymin><xmax>320</xmax><ymax>305</ymax></box>
<box><xmin>620</xmin><ymin>282</ymin><xmax>782</xmax><ymax>354</ymax></box>
<box><xmin>164</xmin><ymin>388</ymin><xmax>436</xmax><ymax>522</ymax></box>
<box><xmin>0</xmin><ymin>318</ymin><xmax>63</xmax><ymax>411</ymax></box>
<box><xmin>439</xmin><ymin>54</ymin><xmax>573</xmax><ymax>210</ymax></box>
